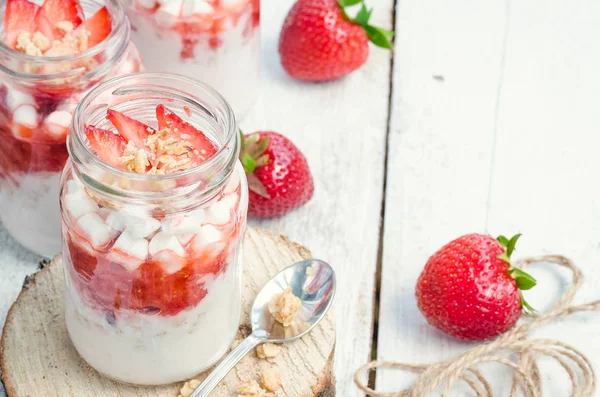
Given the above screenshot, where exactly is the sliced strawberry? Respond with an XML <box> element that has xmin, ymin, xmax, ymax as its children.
<box><xmin>34</xmin><ymin>0</ymin><xmax>84</xmax><ymax>39</ymax></box>
<box><xmin>83</xmin><ymin>6</ymin><xmax>111</xmax><ymax>48</ymax></box>
<box><xmin>106</xmin><ymin>109</ymin><xmax>154</xmax><ymax>147</ymax></box>
<box><xmin>84</xmin><ymin>125</ymin><xmax>126</xmax><ymax>167</ymax></box>
<box><xmin>4</xmin><ymin>0</ymin><xmax>39</xmax><ymax>48</ymax></box>
<box><xmin>155</xmin><ymin>104</ymin><xmax>217</xmax><ymax>164</ymax></box>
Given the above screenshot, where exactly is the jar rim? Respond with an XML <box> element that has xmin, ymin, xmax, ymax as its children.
<box><xmin>69</xmin><ymin>72</ymin><xmax>239</xmax><ymax>185</ymax></box>
<box><xmin>0</xmin><ymin>0</ymin><xmax>130</xmax><ymax>80</ymax></box>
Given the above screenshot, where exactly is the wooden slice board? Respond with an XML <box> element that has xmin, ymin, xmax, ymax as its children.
<box><xmin>0</xmin><ymin>228</ymin><xmax>336</xmax><ymax>397</ymax></box>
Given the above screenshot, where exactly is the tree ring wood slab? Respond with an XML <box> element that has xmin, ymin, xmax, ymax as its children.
<box><xmin>0</xmin><ymin>228</ymin><xmax>336</xmax><ymax>397</ymax></box>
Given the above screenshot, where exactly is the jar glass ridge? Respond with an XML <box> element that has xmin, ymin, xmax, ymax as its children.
<box><xmin>61</xmin><ymin>72</ymin><xmax>248</xmax><ymax>385</ymax></box>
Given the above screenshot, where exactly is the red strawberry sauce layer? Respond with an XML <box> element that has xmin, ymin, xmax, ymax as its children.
<box><xmin>64</xmin><ymin>105</ymin><xmax>240</xmax><ymax>317</ymax></box>
<box><xmin>65</xmin><ymin>220</ymin><xmax>241</xmax><ymax>316</ymax></box>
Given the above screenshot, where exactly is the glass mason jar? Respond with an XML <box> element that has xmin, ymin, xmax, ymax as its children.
<box><xmin>124</xmin><ymin>0</ymin><xmax>260</xmax><ymax>120</ymax></box>
<box><xmin>61</xmin><ymin>73</ymin><xmax>247</xmax><ymax>385</ymax></box>
<box><xmin>0</xmin><ymin>0</ymin><xmax>143</xmax><ymax>257</ymax></box>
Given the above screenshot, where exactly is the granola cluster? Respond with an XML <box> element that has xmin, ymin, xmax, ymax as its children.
<box><xmin>178</xmin><ymin>379</ymin><xmax>201</xmax><ymax>397</ymax></box>
<box><xmin>120</xmin><ymin>129</ymin><xmax>196</xmax><ymax>175</ymax></box>
<box><xmin>268</xmin><ymin>287</ymin><xmax>302</xmax><ymax>327</ymax></box>
<box><xmin>16</xmin><ymin>22</ymin><xmax>90</xmax><ymax>57</ymax></box>
<box><xmin>15</xmin><ymin>20</ymin><xmax>96</xmax><ymax>75</ymax></box>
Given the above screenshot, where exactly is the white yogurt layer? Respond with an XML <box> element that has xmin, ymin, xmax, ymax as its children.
<box><xmin>128</xmin><ymin>9</ymin><xmax>260</xmax><ymax>120</ymax></box>
<box><xmin>64</xmin><ymin>256</ymin><xmax>242</xmax><ymax>385</ymax></box>
<box><xmin>0</xmin><ymin>172</ymin><xmax>62</xmax><ymax>257</ymax></box>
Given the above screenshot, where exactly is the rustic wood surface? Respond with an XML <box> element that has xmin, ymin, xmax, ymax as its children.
<box><xmin>0</xmin><ymin>228</ymin><xmax>335</xmax><ymax>397</ymax></box>
<box><xmin>3</xmin><ymin>0</ymin><xmax>600</xmax><ymax>396</ymax></box>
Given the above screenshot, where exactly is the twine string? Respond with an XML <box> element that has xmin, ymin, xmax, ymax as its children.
<box><xmin>354</xmin><ymin>255</ymin><xmax>600</xmax><ymax>396</ymax></box>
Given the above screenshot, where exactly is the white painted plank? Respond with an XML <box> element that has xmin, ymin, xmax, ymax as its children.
<box><xmin>376</xmin><ymin>0</ymin><xmax>508</xmax><ymax>393</ymax></box>
<box><xmin>245</xmin><ymin>0</ymin><xmax>393</xmax><ymax>394</ymax></box>
<box><xmin>486</xmin><ymin>0</ymin><xmax>600</xmax><ymax>395</ymax></box>
<box><xmin>378</xmin><ymin>0</ymin><xmax>600</xmax><ymax>395</ymax></box>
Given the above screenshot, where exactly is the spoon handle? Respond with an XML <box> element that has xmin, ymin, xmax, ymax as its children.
<box><xmin>190</xmin><ymin>333</ymin><xmax>262</xmax><ymax>397</ymax></box>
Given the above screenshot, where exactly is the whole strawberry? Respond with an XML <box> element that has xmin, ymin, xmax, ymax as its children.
<box><xmin>240</xmin><ymin>131</ymin><xmax>314</xmax><ymax>218</ymax></box>
<box><xmin>279</xmin><ymin>0</ymin><xmax>393</xmax><ymax>81</ymax></box>
<box><xmin>415</xmin><ymin>233</ymin><xmax>536</xmax><ymax>341</ymax></box>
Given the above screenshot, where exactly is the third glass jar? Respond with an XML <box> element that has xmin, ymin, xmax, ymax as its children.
<box><xmin>124</xmin><ymin>0</ymin><xmax>260</xmax><ymax>119</ymax></box>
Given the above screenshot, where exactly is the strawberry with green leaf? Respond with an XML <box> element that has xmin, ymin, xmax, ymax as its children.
<box><xmin>239</xmin><ymin>131</ymin><xmax>314</xmax><ymax>218</ymax></box>
<box><xmin>416</xmin><ymin>233</ymin><xmax>537</xmax><ymax>341</ymax></box>
<box><xmin>279</xmin><ymin>0</ymin><xmax>393</xmax><ymax>81</ymax></box>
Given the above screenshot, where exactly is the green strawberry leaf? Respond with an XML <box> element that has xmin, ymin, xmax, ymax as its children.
<box><xmin>506</xmin><ymin>233</ymin><xmax>522</xmax><ymax>258</ymax></box>
<box><xmin>496</xmin><ymin>235</ymin><xmax>509</xmax><ymax>246</ymax></box>
<box><xmin>520</xmin><ymin>293</ymin><xmax>537</xmax><ymax>314</ymax></box>
<box><xmin>363</xmin><ymin>25</ymin><xmax>394</xmax><ymax>49</ymax></box>
<box><xmin>354</xmin><ymin>3</ymin><xmax>372</xmax><ymax>25</ymax></box>
<box><xmin>509</xmin><ymin>267</ymin><xmax>537</xmax><ymax>290</ymax></box>
<box><xmin>241</xmin><ymin>153</ymin><xmax>256</xmax><ymax>173</ymax></box>
<box><xmin>337</xmin><ymin>0</ymin><xmax>363</xmax><ymax>7</ymax></box>
<box><xmin>246</xmin><ymin>172</ymin><xmax>270</xmax><ymax>198</ymax></box>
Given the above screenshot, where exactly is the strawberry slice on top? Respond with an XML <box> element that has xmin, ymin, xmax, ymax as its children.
<box><xmin>81</xmin><ymin>6</ymin><xmax>111</xmax><ymax>48</ymax></box>
<box><xmin>85</xmin><ymin>125</ymin><xmax>126</xmax><ymax>168</ymax></box>
<box><xmin>4</xmin><ymin>0</ymin><xmax>39</xmax><ymax>49</ymax></box>
<box><xmin>34</xmin><ymin>0</ymin><xmax>85</xmax><ymax>39</ymax></box>
<box><xmin>156</xmin><ymin>104</ymin><xmax>217</xmax><ymax>164</ymax></box>
<box><xmin>106</xmin><ymin>109</ymin><xmax>155</xmax><ymax>148</ymax></box>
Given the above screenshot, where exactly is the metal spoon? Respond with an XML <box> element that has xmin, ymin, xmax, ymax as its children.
<box><xmin>190</xmin><ymin>258</ymin><xmax>336</xmax><ymax>397</ymax></box>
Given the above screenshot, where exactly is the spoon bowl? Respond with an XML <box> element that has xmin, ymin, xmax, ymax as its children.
<box><xmin>190</xmin><ymin>258</ymin><xmax>336</xmax><ymax>397</ymax></box>
<box><xmin>252</xmin><ymin>259</ymin><xmax>336</xmax><ymax>342</ymax></box>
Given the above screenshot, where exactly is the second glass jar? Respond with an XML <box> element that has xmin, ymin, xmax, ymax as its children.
<box><xmin>61</xmin><ymin>73</ymin><xmax>248</xmax><ymax>385</ymax></box>
<box><xmin>124</xmin><ymin>0</ymin><xmax>261</xmax><ymax>119</ymax></box>
<box><xmin>0</xmin><ymin>0</ymin><xmax>143</xmax><ymax>257</ymax></box>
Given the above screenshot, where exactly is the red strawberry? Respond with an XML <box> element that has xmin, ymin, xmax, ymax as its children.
<box><xmin>155</xmin><ymin>104</ymin><xmax>217</xmax><ymax>164</ymax></box>
<box><xmin>106</xmin><ymin>109</ymin><xmax>154</xmax><ymax>147</ymax></box>
<box><xmin>84</xmin><ymin>125</ymin><xmax>126</xmax><ymax>168</ymax></box>
<box><xmin>415</xmin><ymin>233</ymin><xmax>537</xmax><ymax>341</ymax></box>
<box><xmin>3</xmin><ymin>0</ymin><xmax>39</xmax><ymax>48</ymax></box>
<box><xmin>82</xmin><ymin>6</ymin><xmax>112</xmax><ymax>48</ymax></box>
<box><xmin>34</xmin><ymin>0</ymin><xmax>85</xmax><ymax>39</ymax></box>
<box><xmin>279</xmin><ymin>0</ymin><xmax>393</xmax><ymax>81</ymax></box>
<box><xmin>240</xmin><ymin>131</ymin><xmax>314</xmax><ymax>217</ymax></box>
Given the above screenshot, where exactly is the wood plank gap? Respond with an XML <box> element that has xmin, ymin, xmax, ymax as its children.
<box><xmin>367</xmin><ymin>1</ymin><xmax>398</xmax><ymax>389</ymax></box>
<box><xmin>484</xmin><ymin>0</ymin><xmax>512</xmax><ymax>231</ymax></box>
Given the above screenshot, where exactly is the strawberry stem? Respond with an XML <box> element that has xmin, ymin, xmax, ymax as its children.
<box><xmin>336</xmin><ymin>0</ymin><xmax>394</xmax><ymax>49</ymax></box>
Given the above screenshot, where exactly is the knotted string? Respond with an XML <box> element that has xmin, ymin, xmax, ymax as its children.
<box><xmin>354</xmin><ymin>255</ymin><xmax>600</xmax><ymax>396</ymax></box>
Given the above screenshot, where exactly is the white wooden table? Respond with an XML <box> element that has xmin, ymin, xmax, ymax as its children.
<box><xmin>2</xmin><ymin>0</ymin><xmax>600</xmax><ymax>395</ymax></box>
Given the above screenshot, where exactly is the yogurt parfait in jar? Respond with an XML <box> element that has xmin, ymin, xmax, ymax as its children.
<box><xmin>0</xmin><ymin>0</ymin><xmax>143</xmax><ymax>256</ymax></box>
<box><xmin>61</xmin><ymin>73</ymin><xmax>247</xmax><ymax>385</ymax></box>
<box><xmin>124</xmin><ymin>0</ymin><xmax>260</xmax><ymax>119</ymax></box>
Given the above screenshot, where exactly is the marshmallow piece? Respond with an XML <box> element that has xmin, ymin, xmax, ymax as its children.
<box><xmin>181</xmin><ymin>0</ymin><xmax>214</xmax><ymax>16</ymax></box>
<box><xmin>191</xmin><ymin>224</ymin><xmax>223</xmax><ymax>251</ymax></box>
<box><xmin>158</xmin><ymin>0</ymin><xmax>183</xmax><ymax>15</ymax></box>
<box><xmin>105</xmin><ymin>207</ymin><xmax>161</xmax><ymax>238</ymax></box>
<box><xmin>219</xmin><ymin>0</ymin><xmax>240</xmax><ymax>7</ymax></box>
<box><xmin>6</xmin><ymin>87</ymin><xmax>35</xmax><ymax>112</ymax></box>
<box><xmin>64</xmin><ymin>190</ymin><xmax>99</xmax><ymax>220</ymax></box>
<box><xmin>137</xmin><ymin>0</ymin><xmax>156</xmax><ymax>8</ymax></box>
<box><xmin>66</xmin><ymin>179</ymin><xmax>82</xmax><ymax>195</ymax></box>
<box><xmin>149</xmin><ymin>232</ymin><xmax>186</xmax><ymax>256</ymax></box>
<box><xmin>206</xmin><ymin>195</ymin><xmax>237</xmax><ymax>224</ymax></box>
<box><xmin>108</xmin><ymin>230</ymin><xmax>149</xmax><ymax>271</ymax></box>
<box><xmin>43</xmin><ymin>110</ymin><xmax>71</xmax><ymax>140</ymax></box>
<box><xmin>161</xmin><ymin>209</ymin><xmax>206</xmax><ymax>234</ymax></box>
<box><xmin>154</xmin><ymin>250</ymin><xmax>186</xmax><ymax>274</ymax></box>
<box><xmin>13</xmin><ymin>105</ymin><xmax>38</xmax><ymax>127</ymax></box>
<box><xmin>78</xmin><ymin>213</ymin><xmax>117</xmax><ymax>249</ymax></box>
